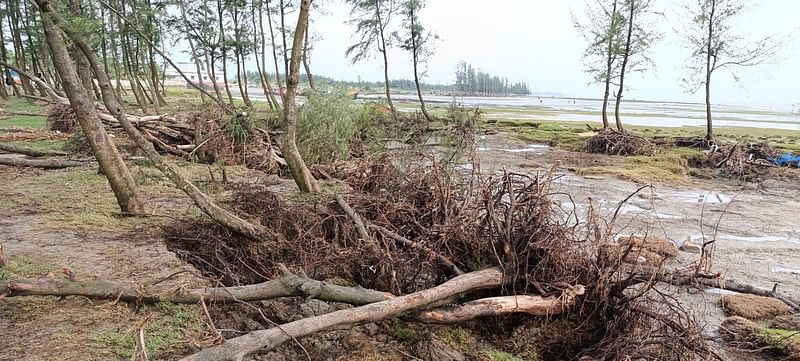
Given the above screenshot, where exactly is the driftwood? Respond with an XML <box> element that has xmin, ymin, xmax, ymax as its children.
<box><xmin>0</xmin><ymin>142</ymin><xmax>69</xmax><ymax>157</ymax></box>
<box><xmin>637</xmin><ymin>266</ymin><xmax>800</xmax><ymax>311</ymax></box>
<box><xmin>416</xmin><ymin>290</ymin><xmax>584</xmax><ymax>324</ymax></box>
<box><xmin>0</xmin><ymin>157</ymin><xmax>89</xmax><ymax>169</ymax></box>
<box><xmin>180</xmin><ymin>268</ymin><xmax>506</xmax><ymax>361</ymax></box>
<box><xmin>0</xmin><ymin>265</ymin><xmax>392</xmax><ymax>305</ymax></box>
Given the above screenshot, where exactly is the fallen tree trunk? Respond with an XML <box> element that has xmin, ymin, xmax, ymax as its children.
<box><xmin>180</xmin><ymin>268</ymin><xmax>505</xmax><ymax>361</ymax></box>
<box><xmin>0</xmin><ymin>265</ymin><xmax>392</xmax><ymax>305</ymax></box>
<box><xmin>0</xmin><ymin>143</ymin><xmax>69</xmax><ymax>157</ymax></box>
<box><xmin>637</xmin><ymin>266</ymin><xmax>800</xmax><ymax>311</ymax></box>
<box><xmin>416</xmin><ymin>292</ymin><xmax>583</xmax><ymax>324</ymax></box>
<box><xmin>0</xmin><ymin>157</ymin><xmax>89</xmax><ymax>169</ymax></box>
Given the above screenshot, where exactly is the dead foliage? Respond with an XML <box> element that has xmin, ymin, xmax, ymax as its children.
<box><xmin>164</xmin><ymin>152</ymin><xmax>717</xmax><ymax>360</ymax></box>
<box><xmin>46</xmin><ymin>103</ymin><xmax>78</xmax><ymax>133</ymax></box>
<box><xmin>192</xmin><ymin>105</ymin><xmax>284</xmax><ymax>173</ymax></box>
<box><xmin>720</xmin><ymin>294</ymin><xmax>790</xmax><ymax>320</ymax></box>
<box><xmin>584</xmin><ymin>129</ymin><xmax>655</xmax><ymax>156</ymax></box>
<box><xmin>706</xmin><ymin>143</ymin><xmax>776</xmax><ymax>181</ymax></box>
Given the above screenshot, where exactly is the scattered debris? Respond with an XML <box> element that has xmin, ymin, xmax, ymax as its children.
<box><xmin>584</xmin><ymin>129</ymin><xmax>655</xmax><ymax>156</ymax></box>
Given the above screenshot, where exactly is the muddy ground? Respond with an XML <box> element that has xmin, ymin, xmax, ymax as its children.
<box><xmin>1</xmin><ymin>132</ymin><xmax>798</xmax><ymax>360</ymax></box>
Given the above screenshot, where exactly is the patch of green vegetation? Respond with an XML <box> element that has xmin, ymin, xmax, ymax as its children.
<box><xmin>482</xmin><ymin>349</ymin><xmax>533</xmax><ymax>361</ymax></box>
<box><xmin>760</xmin><ymin>328</ymin><xmax>800</xmax><ymax>344</ymax></box>
<box><xmin>0</xmin><ymin>97</ymin><xmax>47</xmax><ymax>113</ymax></box>
<box><xmin>0</xmin><ymin>256</ymin><xmax>52</xmax><ymax>279</ymax></box>
<box><xmin>93</xmin><ymin>302</ymin><xmax>202</xmax><ymax>360</ymax></box>
<box><xmin>390</xmin><ymin>320</ymin><xmax>418</xmax><ymax>341</ymax></box>
<box><xmin>7</xmin><ymin>139</ymin><xmax>67</xmax><ymax>150</ymax></box>
<box><xmin>579</xmin><ymin>152</ymin><xmax>691</xmax><ymax>184</ymax></box>
<box><xmin>435</xmin><ymin>327</ymin><xmax>476</xmax><ymax>352</ymax></box>
<box><xmin>0</xmin><ymin>115</ymin><xmax>46</xmax><ymax>128</ymax></box>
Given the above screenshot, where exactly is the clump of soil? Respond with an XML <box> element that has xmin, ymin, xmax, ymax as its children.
<box><xmin>721</xmin><ymin>316</ymin><xmax>800</xmax><ymax>360</ymax></box>
<box><xmin>616</xmin><ymin>235</ymin><xmax>678</xmax><ymax>266</ymax></box>
<box><xmin>584</xmin><ymin>129</ymin><xmax>655</xmax><ymax>156</ymax></box>
<box><xmin>720</xmin><ymin>294</ymin><xmax>790</xmax><ymax>319</ymax></box>
<box><xmin>772</xmin><ymin>315</ymin><xmax>800</xmax><ymax>331</ymax></box>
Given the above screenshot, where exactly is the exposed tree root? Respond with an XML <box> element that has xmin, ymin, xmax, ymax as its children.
<box><xmin>0</xmin><ymin>264</ymin><xmax>392</xmax><ymax>305</ymax></box>
<box><xmin>180</xmin><ymin>268</ymin><xmax>505</xmax><ymax>361</ymax></box>
<box><xmin>0</xmin><ymin>142</ymin><xmax>69</xmax><ymax>157</ymax></box>
<box><xmin>0</xmin><ymin>157</ymin><xmax>89</xmax><ymax>169</ymax></box>
<box><xmin>369</xmin><ymin>223</ymin><xmax>466</xmax><ymax>276</ymax></box>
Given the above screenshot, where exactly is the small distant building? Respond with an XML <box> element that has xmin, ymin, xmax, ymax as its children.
<box><xmin>165</xmin><ymin>62</ymin><xmax>221</xmax><ymax>88</ymax></box>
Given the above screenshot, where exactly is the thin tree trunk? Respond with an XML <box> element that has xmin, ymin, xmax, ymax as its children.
<box><xmin>614</xmin><ymin>0</ymin><xmax>635</xmax><ymax>134</ymax></box>
<box><xmin>267</xmin><ymin>0</ymin><xmax>284</xmax><ymax>92</ymax></box>
<box><xmin>203</xmin><ymin>0</ymin><xmax>223</xmax><ymax>102</ymax></box>
<box><xmin>601</xmin><ymin>0</ymin><xmax>619</xmax><ymax>130</ymax></box>
<box><xmin>279</xmin><ymin>0</ymin><xmax>289</xmax><ymax>81</ymax></box>
<box><xmin>218</xmin><ymin>0</ymin><xmax>234</xmax><ymax>105</ymax></box>
<box><xmin>409</xmin><ymin>8</ymin><xmax>431</xmax><ymax>122</ymax></box>
<box><xmin>8</xmin><ymin>0</ymin><xmax>35</xmax><ymax>97</ymax></box>
<box><xmin>302</xmin><ymin>30</ymin><xmax>315</xmax><ymax>91</ymax></box>
<box><xmin>375</xmin><ymin>2</ymin><xmax>397</xmax><ymax>119</ymax></box>
<box><xmin>179</xmin><ymin>0</ymin><xmax>207</xmax><ymax>103</ymax></box>
<box><xmin>37</xmin><ymin>0</ymin><xmax>148</xmax><ymax>214</ymax></box>
<box><xmin>145</xmin><ymin>0</ymin><xmax>167</xmax><ymax>108</ymax></box>
<box><xmin>0</xmin><ymin>16</ymin><xmax>9</xmax><ymax>100</ymax></box>
<box><xmin>253</xmin><ymin>0</ymin><xmax>279</xmax><ymax>110</ymax></box>
<box><xmin>281</xmin><ymin>0</ymin><xmax>319</xmax><ymax>193</ymax></box>
<box><xmin>45</xmin><ymin>5</ymin><xmax>271</xmax><ymax>241</ymax></box>
<box><xmin>704</xmin><ymin>0</ymin><xmax>716</xmax><ymax>141</ymax></box>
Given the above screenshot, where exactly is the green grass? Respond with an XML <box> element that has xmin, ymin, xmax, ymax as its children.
<box><xmin>578</xmin><ymin>152</ymin><xmax>695</xmax><ymax>184</ymax></box>
<box><xmin>93</xmin><ymin>301</ymin><xmax>203</xmax><ymax>360</ymax></box>
<box><xmin>6</xmin><ymin>139</ymin><xmax>67</xmax><ymax>150</ymax></box>
<box><xmin>435</xmin><ymin>327</ymin><xmax>476</xmax><ymax>352</ymax></box>
<box><xmin>482</xmin><ymin>349</ymin><xmax>533</xmax><ymax>361</ymax></box>
<box><xmin>0</xmin><ymin>115</ymin><xmax>46</xmax><ymax>128</ymax></box>
<box><xmin>0</xmin><ymin>256</ymin><xmax>52</xmax><ymax>279</ymax></box>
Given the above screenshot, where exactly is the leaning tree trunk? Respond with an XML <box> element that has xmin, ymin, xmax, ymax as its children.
<box><xmin>614</xmin><ymin>0</ymin><xmax>635</xmax><ymax>134</ymax></box>
<box><xmin>266</xmin><ymin>0</ymin><xmax>284</xmax><ymax>91</ymax></box>
<box><xmin>375</xmin><ymin>3</ymin><xmax>397</xmax><ymax>119</ymax></box>
<box><xmin>253</xmin><ymin>0</ymin><xmax>279</xmax><ymax>110</ymax></box>
<box><xmin>0</xmin><ymin>16</ymin><xmax>9</xmax><ymax>100</ymax></box>
<box><xmin>302</xmin><ymin>30</ymin><xmax>316</xmax><ymax>91</ymax></box>
<box><xmin>281</xmin><ymin>0</ymin><xmax>319</xmax><ymax>193</ymax></box>
<box><xmin>42</xmin><ymin>2</ymin><xmax>271</xmax><ymax>242</ymax></box>
<box><xmin>410</xmin><ymin>9</ymin><xmax>432</xmax><ymax>122</ymax></box>
<box><xmin>178</xmin><ymin>0</ymin><xmax>206</xmax><ymax>103</ymax></box>
<box><xmin>37</xmin><ymin>1</ymin><xmax>148</xmax><ymax>215</ymax></box>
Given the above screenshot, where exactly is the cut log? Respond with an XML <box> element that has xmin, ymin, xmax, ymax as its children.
<box><xmin>0</xmin><ymin>265</ymin><xmax>392</xmax><ymax>305</ymax></box>
<box><xmin>0</xmin><ymin>143</ymin><xmax>69</xmax><ymax>157</ymax></box>
<box><xmin>180</xmin><ymin>268</ymin><xmax>505</xmax><ymax>361</ymax></box>
<box><xmin>416</xmin><ymin>292</ymin><xmax>582</xmax><ymax>324</ymax></box>
<box><xmin>0</xmin><ymin>157</ymin><xmax>89</xmax><ymax>169</ymax></box>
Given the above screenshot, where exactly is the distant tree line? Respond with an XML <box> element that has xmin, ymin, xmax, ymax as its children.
<box><xmin>453</xmin><ymin>61</ymin><xmax>531</xmax><ymax>96</ymax></box>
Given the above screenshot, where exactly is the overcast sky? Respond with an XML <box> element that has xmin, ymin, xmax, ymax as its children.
<box><xmin>301</xmin><ymin>0</ymin><xmax>799</xmax><ymax>110</ymax></box>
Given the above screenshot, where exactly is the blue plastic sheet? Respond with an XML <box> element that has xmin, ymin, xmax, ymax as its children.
<box><xmin>771</xmin><ymin>153</ymin><xmax>800</xmax><ymax>167</ymax></box>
